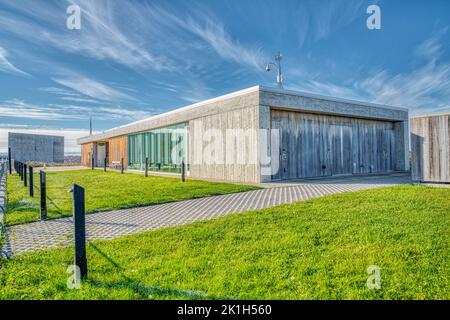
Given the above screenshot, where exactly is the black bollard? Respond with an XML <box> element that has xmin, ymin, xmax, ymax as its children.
<box><xmin>145</xmin><ymin>157</ymin><xmax>148</xmax><ymax>177</ymax></box>
<box><xmin>23</xmin><ymin>164</ymin><xmax>27</xmax><ymax>187</ymax></box>
<box><xmin>29</xmin><ymin>166</ymin><xmax>34</xmax><ymax>197</ymax></box>
<box><xmin>70</xmin><ymin>184</ymin><xmax>87</xmax><ymax>279</ymax></box>
<box><xmin>181</xmin><ymin>160</ymin><xmax>186</xmax><ymax>182</ymax></box>
<box><xmin>39</xmin><ymin>170</ymin><xmax>47</xmax><ymax>220</ymax></box>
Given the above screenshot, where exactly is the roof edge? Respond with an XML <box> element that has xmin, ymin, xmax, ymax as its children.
<box><xmin>259</xmin><ymin>85</ymin><xmax>409</xmax><ymax>112</ymax></box>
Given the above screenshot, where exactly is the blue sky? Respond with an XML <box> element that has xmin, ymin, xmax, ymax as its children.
<box><xmin>1</xmin><ymin>0</ymin><xmax>449</xmax><ymax>154</ymax></box>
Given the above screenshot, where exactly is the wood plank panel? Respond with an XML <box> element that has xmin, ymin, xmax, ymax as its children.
<box><xmin>81</xmin><ymin>143</ymin><xmax>94</xmax><ymax>167</ymax></box>
<box><xmin>411</xmin><ymin>114</ymin><xmax>450</xmax><ymax>182</ymax></box>
<box><xmin>108</xmin><ymin>136</ymin><xmax>127</xmax><ymax>169</ymax></box>
<box><xmin>271</xmin><ymin>110</ymin><xmax>396</xmax><ymax>180</ymax></box>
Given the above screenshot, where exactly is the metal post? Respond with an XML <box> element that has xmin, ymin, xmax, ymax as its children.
<box><xmin>39</xmin><ymin>170</ymin><xmax>47</xmax><ymax>220</ymax></box>
<box><xmin>29</xmin><ymin>166</ymin><xmax>34</xmax><ymax>197</ymax></box>
<box><xmin>145</xmin><ymin>157</ymin><xmax>148</xmax><ymax>177</ymax></box>
<box><xmin>8</xmin><ymin>147</ymin><xmax>12</xmax><ymax>174</ymax></box>
<box><xmin>121</xmin><ymin>158</ymin><xmax>124</xmax><ymax>174</ymax></box>
<box><xmin>91</xmin><ymin>155</ymin><xmax>94</xmax><ymax>170</ymax></box>
<box><xmin>20</xmin><ymin>162</ymin><xmax>23</xmax><ymax>180</ymax></box>
<box><xmin>181</xmin><ymin>160</ymin><xmax>186</xmax><ymax>182</ymax></box>
<box><xmin>23</xmin><ymin>164</ymin><xmax>27</xmax><ymax>187</ymax></box>
<box><xmin>104</xmin><ymin>157</ymin><xmax>107</xmax><ymax>172</ymax></box>
<box><xmin>70</xmin><ymin>184</ymin><xmax>87</xmax><ymax>279</ymax></box>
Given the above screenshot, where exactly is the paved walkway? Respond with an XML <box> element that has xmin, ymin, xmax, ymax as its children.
<box><xmin>1</xmin><ymin>174</ymin><xmax>411</xmax><ymax>258</ymax></box>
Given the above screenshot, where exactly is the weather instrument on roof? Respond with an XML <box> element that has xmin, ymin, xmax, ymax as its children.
<box><xmin>265</xmin><ymin>51</ymin><xmax>284</xmax><ymax>89</ymax></box>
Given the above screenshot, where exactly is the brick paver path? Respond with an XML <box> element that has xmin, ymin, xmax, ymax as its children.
<box><xmin>1</xmin><ymin>174</ymin><xmax>410</xmax><ymax>257</ymax></box>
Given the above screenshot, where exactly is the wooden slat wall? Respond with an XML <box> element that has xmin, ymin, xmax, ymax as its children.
<box><xmin>108</xmin><ymin>136</ymin><xmax>127</xmax><ymax>168</ymax></box>
<box><xmin>411</xmin><ymin>114</ymin><xmax>450</xmax><ymax>182</ymax></box>
<box><xmin>271</xmin><ymin>111</ymin><xmax>396</xmax><ymax>180</ymax></box>
<box><xmin>81</xmin><ymin>143</ymin><xmax>94</xmax><ymax>167</ymax></box>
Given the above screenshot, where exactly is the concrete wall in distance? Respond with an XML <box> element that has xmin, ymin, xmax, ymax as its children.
<box><xmin>411</xmin><ymin>114</ymin><xmax>450</xmax><ymax>183</ymax></box>
<box><xmin>8</xmin><ymin>132</ymin><xmax>64</xmax><ymax>163</ymax></box>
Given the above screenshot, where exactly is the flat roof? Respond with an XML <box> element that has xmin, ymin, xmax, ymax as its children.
<box><xmin>411</xmin><ymin>111</ymin><xmax>450</xmax><ymax>119</ymax></box>
<box><xmin>79</xmin><ymin>85</ymin><xmax>409</xmax><ymax>144</ymax></box>
<box><xmin>8</xmin><ymin>132</ymin><xmax>64</xmax><ymax>139</ymax></box>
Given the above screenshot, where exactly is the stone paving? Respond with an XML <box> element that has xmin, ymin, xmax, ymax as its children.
<box><xmin>0</xmin><ymin>174</ymin><xmax>411</xmax><ymax>258</ymax></box>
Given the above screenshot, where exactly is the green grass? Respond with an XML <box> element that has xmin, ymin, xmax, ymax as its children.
<box><xmin>0</xmin><ymin>185</ymin><xmax>448</xmax><ymax>300</ymax></box>
<box><xmin>5</xmin><ymin>170</ymin><xmax>258</xmax><ymax>226</ymax></box>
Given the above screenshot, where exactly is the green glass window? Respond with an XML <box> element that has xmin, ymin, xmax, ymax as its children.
<box><xmin>128</xmin><ymin>123</ymin><xmax>188</xmax><ymax>173</ymax></box>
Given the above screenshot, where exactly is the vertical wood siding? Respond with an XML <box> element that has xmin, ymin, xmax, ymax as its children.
<box><xmin>108</xmin><ymin>136</ymin><xmax>127</xmax><ymax>169</ymax></box>
<box><xmin>271</xmin><ymin>111</ymin><xmax>396</xmax><ymax>180</ymax></box>
<box><xmin>411</xmin><ymin>114</ymin><xmax>450</xmax><ymax>182</ymax></box>
<box><xmin>81</xmin><ymin>143</ymin><xmax>94</xmax><ymax>167</ymax></box>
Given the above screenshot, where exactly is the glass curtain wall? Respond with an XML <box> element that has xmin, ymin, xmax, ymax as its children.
<box><xmin>128</xmin><ymin>123</ymin><xmax>188</xmax><ymax>173</ymax></box>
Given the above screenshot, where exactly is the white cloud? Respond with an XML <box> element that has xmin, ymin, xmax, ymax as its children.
<box><xmin>0</xmin><ymin>47</ymin><xmax>29</xmax><ymax>76</ymax></box>
<box><xmin>0</xmin><ymin>98</ymin><xmax>154</xmax><ymax>122</ymax></box>
<box><xmin>414</xmin><ymin>27</ymin><xmax>448</xmax><ymax>61</ymax></box>
<box><xmin>0</xmin><ymin>99</ymin><xmax>83</xmax><ymax>120</ymax></box>
<box><xmin>52</xmin><ymin>74</ymin><xmax>139</xmax><ymax>103</ymax></box>
<box><xmin>0</xmin><ymin>1</ymin><xmax>265</xmax><ymax>74</ymax></box>
<box><xmin>181</xmin><ymin>16</ymin><xmax>264</xmax><ymax>71</ymax></box>
<box><xmin>288</xmin><ymin>28</ymin><xmax>450</xmax><ymax>116</ymax></box>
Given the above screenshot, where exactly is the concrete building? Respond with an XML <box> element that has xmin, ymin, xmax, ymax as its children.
<box><xmin>8</xmin><ymin>132</ymin><xmax>64</xmax><ymax>164</ymax></box>
<box><xmin>411</xmin><ymin>113</ymin><xmax>450</xmax><ymax>183</ymax></box>
<box><xmin>78</xmin><ymin>86</ymin><xmax>409</xmax><ymax>183</ymax></box>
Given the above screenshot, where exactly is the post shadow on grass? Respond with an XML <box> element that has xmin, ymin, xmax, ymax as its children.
<box><xmin>87</xmin><ymin>241</ymin><xmax>227</xmax><ymax>300</ymax></box>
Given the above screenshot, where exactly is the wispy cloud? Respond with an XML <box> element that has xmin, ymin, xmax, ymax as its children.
<box><xmin>0</xmin><ymin>47</ymin><xmax>29</xmax><ymax>76</ymax></box>
<box><xmin>414</xmin><ymin>27</ymin><xmax>448</xmax><ymax>62</ymax></box>
<box><xmin>294</xmin><ymin>0</ymin><xmax>366</xmax><ymax>46</ymax></box>
<box><xmin>52</xmin><ymin>73</ymin><xmax>139</xmax><ymax>103</ymax></box>
<box><xmin>39</xmin><ymin>87</ymin><xmax>81</xmax><ymax>97</ymax></box>
<box><xmin>288</xmin><ymin>28</ymin><xmax>450</xmax><ymax>115</ymax></box>
<box><xmin>0</xmin><ymin>98</ymin><xmax>154</xmax><ymax>122</ymax></box>
<box><xmin>0</xmin><ymin>1</ymin><xmax>265</xmax><ymax>73</ymax></box>
<box><xmin>181</xmin><ymin>16</ymin><xmax>264</xmax><ymax>70</ymax></box>
<box><xmin>0</xmin><ymin>99</ymin><xmax>80</xmax><ymax>120</ymax></box>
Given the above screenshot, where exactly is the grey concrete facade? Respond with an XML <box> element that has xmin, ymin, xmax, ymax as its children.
<box><xmin>78</xmin><ymin>86</ymin><xmax>409</xmax><ymax>183</ymax></box>
<box><xmin>8</xmin><ymin>132</ymin><xmax>64</xmax><ymax>163</ymax></box>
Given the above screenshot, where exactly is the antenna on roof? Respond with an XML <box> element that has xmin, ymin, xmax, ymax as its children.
<box><xmin>89</xmin><ymin>117</ymin><xmax>92</xmax><ymax>136</ymax></box>
<box><xmin>265</xmin><ymin>51</ymin><xmax>284</xmax><ymax>89</ymax></box>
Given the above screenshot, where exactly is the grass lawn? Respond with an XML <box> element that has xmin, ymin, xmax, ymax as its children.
<box><xmin>5</xmin><ymin>170</ymin><xmax>258</xmax><ymax>226</ymax></box>
<box><xmin>0</xmin><ymin>185</ymin><xmax>448</xmax><ymax>300</ymax></box>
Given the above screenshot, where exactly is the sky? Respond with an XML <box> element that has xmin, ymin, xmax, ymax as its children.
<box><xmin>0</xmin><ymin>0</ymin><xmax>449</xmax><ymax>154</ymax></box>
